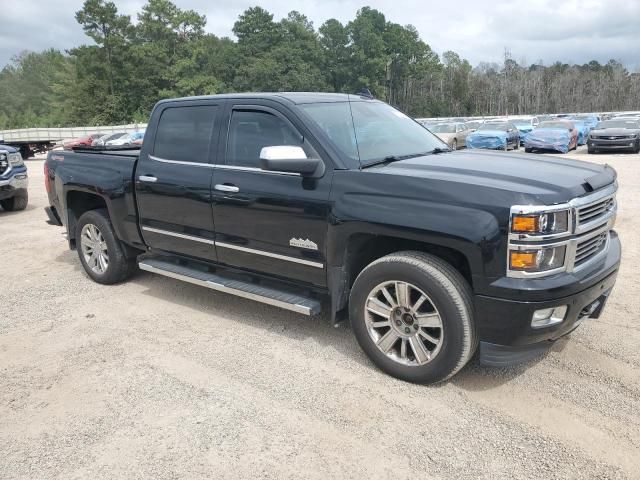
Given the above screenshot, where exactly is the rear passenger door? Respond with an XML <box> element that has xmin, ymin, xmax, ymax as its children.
<box><xmin>135</xmin><ymin>100</ymin><xmax>222</xmax><ymax>262</ymax></box>
<box><xmin>210</xmin><ymin>101</ymin><xmax>333</xmax><ymax>287</ymax></box>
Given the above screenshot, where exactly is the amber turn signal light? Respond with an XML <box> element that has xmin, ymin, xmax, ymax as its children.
<box><xmin>510</xmin><ymin>251</ymin><xmax>538</xmax><ymax>269</ymax></box>
<box><xmin>512</xmin><ymin>215</ymin><xmax>538</xmax><ymax>233</ymax></box>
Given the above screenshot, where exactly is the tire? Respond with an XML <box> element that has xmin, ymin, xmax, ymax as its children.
<box><xmin>75</xmin><ymin>208</ymin><xmax>136</xmax><ymax>284</ymax></box>
<box><xmin>513</xmin><ymin>139</ymin><xmax>519</xmax><ymax>150</ymax></box>
<box><xmin>0</xmin><ymin>191</ymin><xmax>28</xmax><ymax>211</ymax></box>
<box><xmin>587</xmin><ymin>146</ymin><xmax>596</xmax><ymax>154</ymax></box>
<box><xmin>524</xmin><ymin>147</ymin><xmax>532</xmax><ymax>153</ymax></box>
<box><xmin>349</xmin><ymin>251</ymin><xmax>477</xmax><ymax>384</ymax></box>
<box><xmin>634</xmin><ymin>141</ymin><xmax>640</xmax><ymax>154</ymax></box>
<box><xmin>451</xmin><ymin>139</ymin><xmax>457</xmax><ymax>151</ymax></box>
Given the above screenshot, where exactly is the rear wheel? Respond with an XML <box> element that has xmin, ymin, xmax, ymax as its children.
<box><xmin>0</xmin><ymin>191</ymin><xmax>28</xmax><ymax>211</ymax></box>
<box><xmin>350</xmin><ymin>251</ymin><xmax>477</xmax><ymax>384</ymax></box>
<box><xmin>76</xmin><ymin>209</ymin><xmax>136</xmax><ymax>284</ymax></box>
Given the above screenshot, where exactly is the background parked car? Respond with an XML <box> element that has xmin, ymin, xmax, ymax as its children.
<box><xmin>92</xmin><ymin>132</ymin><xmax>128</xmax><ymax>146</ymax></box>
<box><xmin>587</xmin><ymin>118</ymin><xmax>640</xmax><ymax>154</ymax></box>
<box><xmin>508</xmin><ymin>117</ymin><xmax>539</xmax><ymax>145</ymax></box>
<box><xmin>523</xmin><ymin>120</ymin><xmax>578</xmax><ymax>153</ymax></box>
<box><xmin>429</xmin><ymin>122</ymin><xmax>470</xmax><ymax>150</ymax></box>
<box><xmin>62</xmin><ymin>133</ymin><xmax>102</xmax><ymax>150</ymax></box>
<box><xmin>106</xmin><ymin>131</ymin><xmax>145</xmax><ymax>146</ymax></box>
<box><xmin>466</xmin><ymin>121</ymin><xmax>519</xmax><ymax>150</ymax></box>
<box><xmin>571</xmin><ymin>114</ymin><xmax>599</xmax><ymax>130</ymax></box>
<box><xmin>464</xmin><ymin>120</ymin><xmax>483</xmax><ymax>131</ymax></box>
<box><xmin>571</xmin><ymin>119</ymin><xmax>591</xmax><ymax>145</ymax></box>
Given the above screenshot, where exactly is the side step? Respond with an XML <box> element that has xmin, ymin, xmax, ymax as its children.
<box><xmin>139</xmin><ymin>258</ymin><xmax>321</xmax><ymax>316</ymax></box>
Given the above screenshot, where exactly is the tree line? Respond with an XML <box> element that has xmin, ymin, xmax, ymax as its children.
<box><xmin>1</xmin><ymin>0</ymin><xmax>639</xmax><ymax>129</ymax></box>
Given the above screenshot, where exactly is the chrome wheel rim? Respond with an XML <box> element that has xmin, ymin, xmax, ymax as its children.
<box><xmin>365</xmin><ymin>281</ymin><xmax>443</xmax><ymax>366</ymax></box>
<box><xmin>80</xmin><ymin>224</ymin><xmax>109</xmax><ymax>274</ymax></box>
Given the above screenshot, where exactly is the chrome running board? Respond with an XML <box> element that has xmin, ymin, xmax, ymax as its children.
<box><xmin>139</xmin><ymin>258</ymin><xmax>321</xmax><ymax>316</ymax></box>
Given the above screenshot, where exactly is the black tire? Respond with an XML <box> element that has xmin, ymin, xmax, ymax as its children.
<box><xmin>513</xmin><ymin>139</ymin><xmax>519</xmax><ymax>150</ymax></box>
<box><xmin>0</xmin><ymin>191</ymin><xmax>28</xmax><ymax>211</ymax></box>
<box><xmin>587</xmin><ymin>146</ymin><xmax>596</xmax><ymax>154</ymax></box>
<box><xmin>634</xmin><ymin>141</ymin><xmax>640</xmax><ymax>154</ymax></box>
<box><xmin>349</xmin><ymin>251</ymin><xmax>477</xmax><ymax>384</ymax></box>
<box><xmin>75</xmin><ymin>208</ymin><xmax>136</xmax><ymax>284</ymax></box>
<box><xmin>524</xmin><ymin>147</ymin><xmax>532</xmax><ymax>153</ymax></box>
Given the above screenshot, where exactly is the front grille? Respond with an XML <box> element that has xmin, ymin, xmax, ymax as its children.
<box><xmin>592</xmin><ymin>135</ymin><xmax>632</xmax><ymax>140</ymax></box>
<box><xmin>577</xmin><ymin>197</ymin><xmax>615</xmax><ymax>227</ymax></box>
<box><xmin>0</xmin><ymin>152</ymin><xmax>8</xmax><ymax>175</ymax></box>
<box><xmin>575</xmin><ymin>232</ymin><xmax>608</xmax><ymax>266</ymax></box>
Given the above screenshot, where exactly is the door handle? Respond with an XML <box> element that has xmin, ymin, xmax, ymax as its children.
<box><xmin>139</xmin><ymin>175</ymin><xmax>158</xmax><ymax>183</ymax></box>
<box><xmin>215</xmin><ymin>184</ymin><xmax>239</xmax><ymax>193</ymax></box>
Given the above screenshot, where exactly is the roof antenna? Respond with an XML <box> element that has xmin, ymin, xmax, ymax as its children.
<box><xmin>356</xmin><ymin>87</ymin><xmax>374</xmax><ymax>99</ymax></box>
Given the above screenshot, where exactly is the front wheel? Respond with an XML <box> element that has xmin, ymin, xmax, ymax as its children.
<box><xmin>524</xmin><ymin>147</ymin><xmax>532</xmax><ymax>153</ymax></box>
<box><xmin>349</xmin><ymin>251</ymin><xmax>477</xmax><ymax>384</ymax></box>
<box><xmin>0</xmin><ymin>191</ymin><xmax>28</xmax><ymax>211</ymax></box>
<box><xmin>587</xmin><ymin>146</ymin><xmax>596</xmax><ymax>154</ymax></box>
<box><xmin>451</xmin><ymin>139</ymin><xmax>457</xmax><ymax>151</ymax></box>
<box><xmin>76</xmin><ymin>209</ymin><xmax>136</xmax><ymax>284</ymax></box>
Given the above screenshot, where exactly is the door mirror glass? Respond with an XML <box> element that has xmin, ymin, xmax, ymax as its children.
<box><xmin>259</xmin><ymin>146</ymin><xmax>321</xmax><ymax>175</ymax></box>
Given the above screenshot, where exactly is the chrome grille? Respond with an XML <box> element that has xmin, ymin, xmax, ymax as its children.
<box><xmin>575</xmin><ymin>232</ymin><xmax>608</xmax><ymax>266</ymax></box>
<box><xmin>577</xmin><ymin>197</ymin><xmax>615</xmax><ymax>228</ymax></box>
<box><xmin>0</xmin><ymin>152</ymin><xmax>8</xmax><ymax>175</ymax></box>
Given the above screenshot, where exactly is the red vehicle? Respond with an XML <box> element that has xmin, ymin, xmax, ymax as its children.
<box><xmin>62</xmin><ymin>133</ymin><xmax>102</xmax><ymax>150</ymax></box>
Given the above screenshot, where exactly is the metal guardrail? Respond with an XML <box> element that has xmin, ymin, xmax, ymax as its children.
<box><xmin>0</xmin><ymin>123</ymin><xmax>148</xmax><ymax>143</ymax></box>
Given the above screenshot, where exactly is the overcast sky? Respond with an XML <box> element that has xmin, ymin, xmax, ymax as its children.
<box><xmin>1</xmin><ymin>0</ymin><xmax>639</xmax><ymax>70</ymax></box>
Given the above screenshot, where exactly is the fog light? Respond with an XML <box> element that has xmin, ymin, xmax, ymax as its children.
<box><xmin>531</xmin><ymin>305</ymin><xmax>567</xmax><ymax>328</ymax></box>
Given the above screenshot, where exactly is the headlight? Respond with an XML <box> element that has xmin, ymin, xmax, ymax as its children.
<box><xmin>8</xmin><ymin>153</ymin><xmax>24</xmax><ymax>167</ymax></box>
<box><xmin>511</xmin><ymin>210</ymin><xmax>569</xmax><ymax>235</ymax></box>
<box><xmin>509</xmin><ymin>245</ymin><xmax>566</xmax><ymax>273</ymax></box>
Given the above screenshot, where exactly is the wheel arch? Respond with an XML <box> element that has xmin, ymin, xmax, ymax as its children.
<box><xmin>328</xmin><ymin>231</ymin><xmax>477</xmax><ymax>324</ymax></box>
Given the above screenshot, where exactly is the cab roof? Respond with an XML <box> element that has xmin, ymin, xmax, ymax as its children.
<box><xmin>156</xmin><ymin>92</ymin><xmax>375</xmax><ymax>106</ymax></box>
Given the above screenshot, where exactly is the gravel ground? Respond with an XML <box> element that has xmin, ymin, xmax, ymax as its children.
<box><xmin>1</xmin><ymin>146</ymin><xmax>639</xmax><ymax>479</ymax></box>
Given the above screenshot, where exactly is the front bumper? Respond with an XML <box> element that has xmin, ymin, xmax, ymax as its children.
<box><xmin>589</xmin><ymin>138</ymin><xmax>638</xmax><ymax>150</ymax></box>
<box><xmin>0</xmin><ymin>166</ymin><xmax>28</xmax><ymax>201</ymax></box>
<box><xmin>475</xmin><ymin>232</ymin><xmax>621</xmax><ymax>365</ymax></box>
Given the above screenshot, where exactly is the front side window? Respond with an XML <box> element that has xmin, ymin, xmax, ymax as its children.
<box><xmin>301</xmin><ymin>101</ymin><xmax>444</xmax><ymax>165</ymax></box>
<box><xmin>154</xmin><ymin>105</ymin><xmax>217</xmax><ymax>163</ymax></box>
<box><xmin>226</xmin><ymin>110</ymin><xmax>303</xmax><ymax>168</ymax></box>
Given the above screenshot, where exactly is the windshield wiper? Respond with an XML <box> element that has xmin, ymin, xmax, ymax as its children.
<box><xmin>428</xmin><ymin>147</ymin><xmax>451</xmax><ymax>155</ymax></box>
<box><xmin>362</xmin><ymin>151</ymin><xmax>438</xmax><ymax>168</ymax></box>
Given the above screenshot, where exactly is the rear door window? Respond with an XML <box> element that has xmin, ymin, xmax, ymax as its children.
<box><xmin>154</xmin><ymin>105</ymin><xmax>217</xmax><ymax>163</ymax></box>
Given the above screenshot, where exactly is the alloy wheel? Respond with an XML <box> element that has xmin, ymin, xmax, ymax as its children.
<box><xmin>80</xmin><ymin>223</ymin><xmax>109</xmax><ymax>274</ymax></box>
<box><xmin>364</xmin><ymin>281</ymin><xmax>444</xmax><ymax>366</ymax></box>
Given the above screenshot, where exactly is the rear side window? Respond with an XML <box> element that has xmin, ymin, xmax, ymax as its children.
<box><xmin>154</xmin><ymin>105</ymin><xmax>217</xmax><ymax>163</ymax></box>
<box><xmin>226</xmin><ymin>110</ymin><xmax>303</xmax><ymax>168</ymax></box>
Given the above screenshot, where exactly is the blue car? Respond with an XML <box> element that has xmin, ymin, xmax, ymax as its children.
<box><xmin>571</xmin><ymin>120</ymin><xmax>590</xmax><ymax>145</ymax></box>
<box><xmin>508</xmin><ymin>117</ymin><xmax>539</xmax><ymax>145</ymax></box>
<box><xmin>571</xmin><ymin>114</ymin><xmax>599</xmax><ymax>130</ymax></box>
<box><xmin>466</xmin><ymin>121</ymin><xmax>520</xmax><ymax>150</ymax></box>
<box><xmin>523</xmin><ymin>120</ymin><xmax>578</xmax><ymax>153</ymax></box>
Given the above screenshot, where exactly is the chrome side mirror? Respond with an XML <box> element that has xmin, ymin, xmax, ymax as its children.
<box><xmin>259</xmin><ymin>146</ymin><xmax>322</xmax><ymax>176</ymax></box>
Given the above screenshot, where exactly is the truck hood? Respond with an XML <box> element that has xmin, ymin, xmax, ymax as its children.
<box><xmin>374</xmin><ymin>150</ymin><xmax>615</xmax><ymax>203</ymax></box>
<box><xmin>590</xmin><ymin>127</ymin><xmax>640</xmax><ymax>136</ymax></box>
<box><xmin>0</xmin><ymin>144</ymin><xmax>18</xmax><ymax>153</ymax></box>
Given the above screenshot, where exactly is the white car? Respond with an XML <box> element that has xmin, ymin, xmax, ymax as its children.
<box><xmin>106</xmin><ymin>131</ymin><xmax>144</xmax><ymax>146</ymax></box>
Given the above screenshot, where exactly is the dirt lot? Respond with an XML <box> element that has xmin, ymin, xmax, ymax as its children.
<box><xmin>1</xmin><ymin>147</ymin><xmax>639</xmax><ymax>479</ymax></box>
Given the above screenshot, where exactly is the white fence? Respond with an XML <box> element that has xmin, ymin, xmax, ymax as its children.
<box><xmin>0</xmin><ymin>123</ymin><xmax>148</xmax><ymax>143</ymax></box>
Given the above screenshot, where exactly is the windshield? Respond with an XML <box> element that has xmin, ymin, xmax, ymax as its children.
<box><xmin>596</xmin><ymin>120</ymin><xmax>639</xmax><ymax>129</ymax></box>
<box><xmin>430</xmin><ymin>123</ymin><xmax>456</xmax><ymax>133</ymax></box>
<box><xmin>301</xmin><ymin>101</ymin><xmax>445</xmax><ymax>164</ymax></box>
<box><xmin>510</xmin><ymin>119</ymin><xmax>532</xmax><ymax>126</ymax></box>
<box><xmin>539</xmin><ymin>121</ymin><xmax>573</xmax><ymax>130</ymax></box>
<box><xmin>479</xmin><ymin>123</ymin><xmax>508</xmax><ymax>131</ymax></box>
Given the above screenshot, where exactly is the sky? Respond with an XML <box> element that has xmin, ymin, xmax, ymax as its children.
<box><xmin>1</xmin><ymin>0</ymin><xmax>639</xmax><ymax>70</ymax></box>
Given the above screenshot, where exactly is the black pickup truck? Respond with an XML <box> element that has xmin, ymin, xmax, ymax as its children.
<box><xmin>44</xmin><ymin>93</ymin><xmax>620</xmax><ymax>383</ymax></box>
